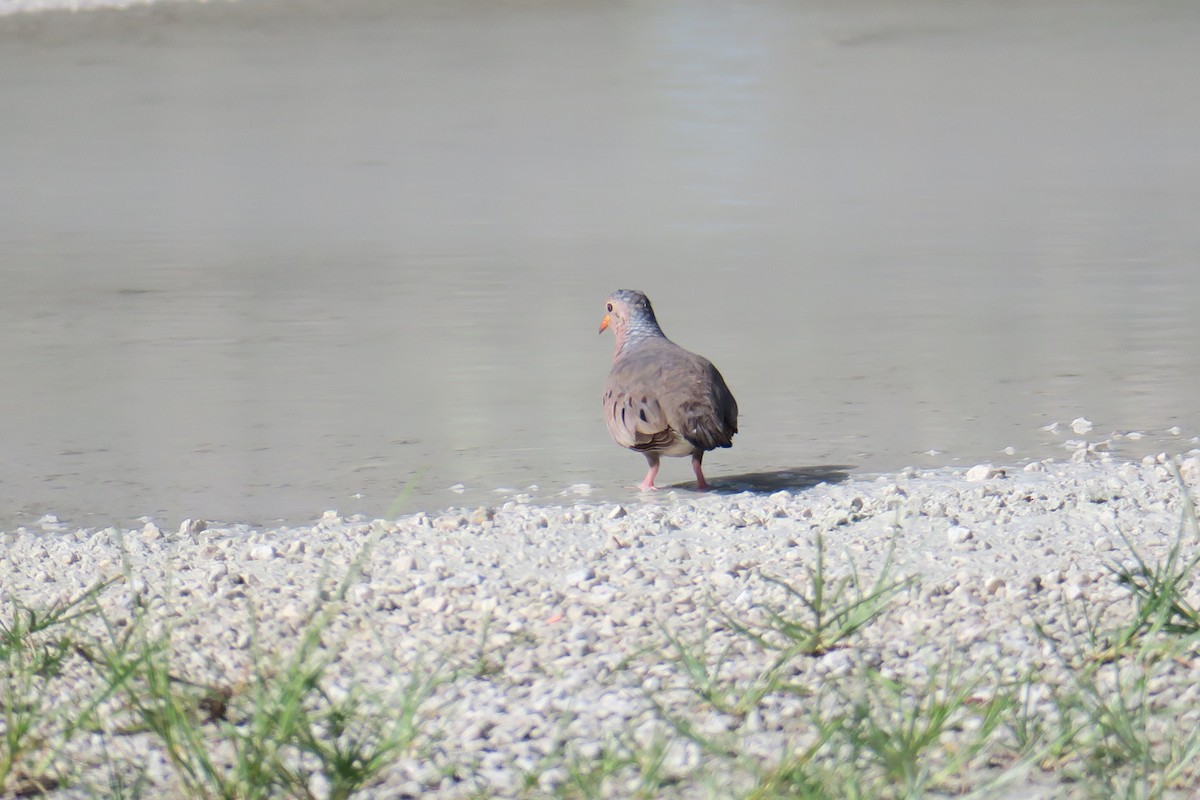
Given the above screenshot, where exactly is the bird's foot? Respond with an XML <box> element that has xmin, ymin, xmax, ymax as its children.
<box><xmin>637</xmin><ymin>464</ymin><xmax>661</xmax><ymax>492</ymax></box>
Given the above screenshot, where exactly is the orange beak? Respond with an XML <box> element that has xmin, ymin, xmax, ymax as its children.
<box><xmin>598</xmin><ymin>313</ymin><xmax>611</xmax><ymax>334</ymax></box>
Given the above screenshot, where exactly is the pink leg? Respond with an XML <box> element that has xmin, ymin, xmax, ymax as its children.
<box><xmin>638</xmin><ymin>454</ymin><xmax>661</xmax><ymax>491</ymax></box>
<box><xmin>692</xmin><ymin>451</ymin><xmax>710</xmax><ymax>491</ymax></box>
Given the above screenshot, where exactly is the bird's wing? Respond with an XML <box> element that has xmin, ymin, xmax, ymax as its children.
<box><xmin>604</xmin><ymin>341</ymin><xmax>738</xmax><ymax>453</ymax></box>
<box><xmin>603</xmin><ymin>354</ymin><xmax>677</xmax><ymax>452</ymax></box>
<box><xmin>659</xmin><ymin>354</ymin><xmax>738</xmax><ymax>451</ymax></box>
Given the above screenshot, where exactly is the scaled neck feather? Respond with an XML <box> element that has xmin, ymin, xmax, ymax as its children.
<box><xmin>614</xmin><ymin>313</ymin><xmax>668</xmax><ymax>361</ymax></box>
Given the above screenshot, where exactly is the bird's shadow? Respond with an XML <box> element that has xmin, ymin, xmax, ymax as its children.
<box><xmin>668</xmin><ymin>465</ymin><xmax>853</xmax><ymax>494</ymax></box>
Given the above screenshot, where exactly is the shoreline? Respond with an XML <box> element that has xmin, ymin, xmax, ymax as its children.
<box><xmin>0</xmin><ymin>0</ymin><xmax>192</xmax><ymax>15</ymax></box>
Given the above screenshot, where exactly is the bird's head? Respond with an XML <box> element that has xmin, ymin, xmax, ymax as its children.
<box><xmin>599</xmin><ymin>289</ymin><xmax>655</xmax><ymax>335</ymax></box>
<box><xmin>599</xmin><ymin>290</ymin><xmax>664</xmax><ymax>358</ymax></box>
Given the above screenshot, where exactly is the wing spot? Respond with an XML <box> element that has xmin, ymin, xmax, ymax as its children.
<box><xmin>639</xmin><ymin>409</ymin><xmax>648</xmax><ymax>422</ymax></box>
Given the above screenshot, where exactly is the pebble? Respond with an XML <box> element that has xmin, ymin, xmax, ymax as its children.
<box><xmin>1180</xmin><ymin>457</ymin><xmax>1200</xmax><ymax>483</ymax></box>
<box><xmin>665</xmin><ymin>542</ymin><xmax>690</xmax><ymax>562</ymax></box>
<box><xmin>435</xmin><ymin>514</ymin><xmax>468</xmax><ymax>531</ymax></box>
<box><xmin>709</xmin><ymin>570</ymin><xmax>736</xmax><ymax>589</ymax></box>
<box><xmin>179</xmin><ymin>518</ymin><xmax>208</xmax><ymax>535</ymax></box>
<box><xmin>964</xmin><ymin>464</ymin><xmax>1004</xmax><ymax>482</ymax></box>
<box><xmin>947</xmin><ymin>525</ymin><xmax>973</xmax><ymax>544</ymax></box>
<box><xmin>247</xmin><ymin>544</ymin><xmax>278</xmax><ymax>561</ymax></box>
<box><xmin>565</xmin><ymin>567</ymin><xmax>595</xmax><ymax>586</ymax></box>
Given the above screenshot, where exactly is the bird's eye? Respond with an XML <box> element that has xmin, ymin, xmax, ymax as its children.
<box><xmin>606</xmin><ymin>303</ymin><xmax>613</xmax><ymax>312</ymax></box>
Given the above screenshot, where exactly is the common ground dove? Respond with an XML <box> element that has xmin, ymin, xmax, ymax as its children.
<box><xmin>599</xmin><ymin>289</ymin><xmax>738</xmax><ymax>491</ymax></box>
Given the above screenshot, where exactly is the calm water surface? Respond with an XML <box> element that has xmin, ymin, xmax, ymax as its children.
<box><xmin>2</xmin><ymin>0</ymin><xmax>1199</xmax><ymax>528</ymax></box>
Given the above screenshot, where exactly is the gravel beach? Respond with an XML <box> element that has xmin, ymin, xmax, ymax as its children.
<box><xmin>4</xmin><ymin>454</ymin><xmax>1200</xmax><ymax>797</ymax></box>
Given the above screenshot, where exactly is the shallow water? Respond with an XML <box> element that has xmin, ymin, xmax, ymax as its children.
<box><xmin>2</xmin><ymin>0</ymin><xmax>1199</xmax><ymax>529</ymax></box>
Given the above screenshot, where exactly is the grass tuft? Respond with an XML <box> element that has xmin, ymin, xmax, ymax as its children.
<box><xmin>1</xmin><ymin>579</ymin><xmax>116</xmax><ymax>794</ymax></box>
<box><xmin>727</xmin><ymin>534</ymin><xmax>913</xmax><ymax>658</ymax></box>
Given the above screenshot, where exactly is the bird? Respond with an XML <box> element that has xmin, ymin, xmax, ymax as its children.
<box><xmin>598</xmin><ymin>289</ymin><xmax>738</xmax><ymax>491</ymax></box>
